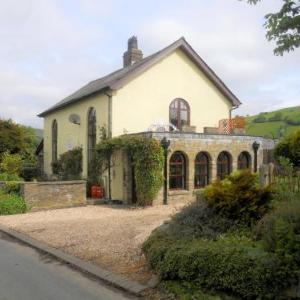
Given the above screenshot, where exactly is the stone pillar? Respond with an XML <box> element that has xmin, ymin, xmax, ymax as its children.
<box><xmin>211</xmin><ymin>160</ymin><xmax>217</xmax><ymax>182</ymax></box>
<box><xmin>187</xmin><ymin>153</ymin><xmax>194</xmax><ymax>191</ymax></box>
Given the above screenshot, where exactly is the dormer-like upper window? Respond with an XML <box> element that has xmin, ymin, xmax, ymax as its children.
<box><xmin>52</xmin><ymin>119</ymin><xmax>58</xmax><ymax>164</ymax></box>
<box><xmin>169</xmin><ymin>98</ymin><xmax>190</xmax><ymax>131</ymax></box>
<box><xmin>87</xmin><ymin>108</ymin><xmax>96</xmax><ymax>175</ymax></box>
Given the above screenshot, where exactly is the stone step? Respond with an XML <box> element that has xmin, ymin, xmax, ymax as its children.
<box><xmin>86</xmin><ymin>198</ymin><xmax>107</xmax><ymax>205</ymax></box>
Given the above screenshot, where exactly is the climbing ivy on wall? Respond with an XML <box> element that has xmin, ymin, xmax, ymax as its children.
<box><xmin>95</xmin><ymin>136</ymin><xmax>164</xmax><ymax>206</ymax></box>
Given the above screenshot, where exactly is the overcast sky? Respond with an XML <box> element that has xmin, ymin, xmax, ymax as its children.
<box><xmin>0</xmin><ymin>0</ymin><xmax>299</xmax><ymax>128</ymax></box>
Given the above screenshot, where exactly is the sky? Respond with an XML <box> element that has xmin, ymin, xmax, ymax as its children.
<box><xmin>0</xmin><ymin>0</ymin><xmax>299</xmax><ymax>129</ymax></box>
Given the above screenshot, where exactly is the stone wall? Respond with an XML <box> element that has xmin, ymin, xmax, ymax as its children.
<box><xmin>110</xmin><ymin>132</ymin><xmax>275</xmax><ymax>206</ymax></box>
<box><xmin>20</xmin><ymin>180</ymin><xmax>86</xmax><ymax>211</ymax></box>
<box><xmin>149</xmin><ymin>132</ymin><xmax>275</xmax><ymax>205</ymax></box>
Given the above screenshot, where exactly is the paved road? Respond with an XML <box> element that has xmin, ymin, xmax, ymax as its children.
<box><xmin>0</xmin><ymin>232</ymin><xmax>133</xmax><ymax>300</ymax></box>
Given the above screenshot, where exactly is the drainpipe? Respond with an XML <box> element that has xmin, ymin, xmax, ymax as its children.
<box><xmin>229</xmin><ymin>105</ymin><xmax>239</xmax><ymax>134</ymax></box>
<box><xmin>104</xmin><ymin>91</ymin><xmax>113</xmax><ymax>200</ymax></box>
<box><xmin>160</xmin><ymin>137</ymin><xmax>171</xmax><ymax>205</ymax></box>
<box><xmin>105</xmin><ymin>91</ymin><xmax>113</xmax><ymax>138</ymax></box>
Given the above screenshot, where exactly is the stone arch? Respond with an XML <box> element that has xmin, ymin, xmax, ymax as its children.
<box><xmin>169</xmin><ymin>150</ymin><xmax>189</xmax><ymax>190</ymax></box>
<box><xmin>194</xmin><ymin>151</ymin><xmax>212</xmax><ymax>188</ymax></box>
<box><xmin>217</xmin><ymin>151</ymin><xmax>232</xmax><ymax>180</ymax></box>
<box><xmin>237</xmin><ymin>151</ymin><xmax>252</xmax><ymax>170</ymax></box>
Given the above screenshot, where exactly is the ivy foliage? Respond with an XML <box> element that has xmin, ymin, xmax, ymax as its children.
<box><xmin>96</xmin><ymin>136</ymin><xmax>164</xmax><ymax>206</ymax></box>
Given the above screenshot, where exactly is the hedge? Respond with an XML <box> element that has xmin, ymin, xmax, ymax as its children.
<box><xmin>143</xmin><ymin>232</ymin><xmax>296</xmax><ymax>299</ymax></box>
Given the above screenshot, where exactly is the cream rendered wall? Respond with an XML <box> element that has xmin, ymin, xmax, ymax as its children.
<box><xmin>43</xmin><ymin>93</ymin><xmax>108</xmax><ymax>177</ymax></box>
<box><xmin>112</xmin><ymin>49</ymin><xmax>232</xmax><ymax>137</ymax></box>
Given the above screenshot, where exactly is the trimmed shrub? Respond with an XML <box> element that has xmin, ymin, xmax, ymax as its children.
<box><xmin>203</xmin><ymin>171</ymin><xmax>272</xmax><ymax>225</ymax></box>
<box><xmin>143</xmin><ymin>232</ymin><xmax>294</xmax><ymax>299</ymax></box>
<box><xmin>166</xmin><ymin>199</ymin><xmax>238</xmax><ymax>240</ymax></box>
<box><xmin>0</xmin><ymin>193</ymin><xmax>27</xmax><ymax>215</ymax></box>
<box><xmin>254</xmin><ymin>201</ymin><xmax>300</xmax><ymax>265</ymax></box>
<box><xmin>20</xmin><ymin>164</ymin><xmax>38</xmax><ymax>181</ymax></box>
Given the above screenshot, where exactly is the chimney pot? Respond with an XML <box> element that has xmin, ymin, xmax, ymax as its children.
<box><xmin>123</xmin><ymin>36</ymin><xmax>143</xmax><ymax>67</ymax></box>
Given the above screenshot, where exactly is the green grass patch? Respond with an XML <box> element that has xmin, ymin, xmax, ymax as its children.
<box><xmin>0</xmin><ymin>192</ymin><xmax>27</xmax><ymax>215</ymax></box>
<box><xmin>245</xmin><ymin>106</ymin><xmax>300</xmax><ymax>138</ymax></box>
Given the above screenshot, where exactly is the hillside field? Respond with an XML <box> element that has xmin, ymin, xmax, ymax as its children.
<box><xmin>245</xmin><ymin>106</ymin><xmax>300</xmax><ymax>138</ymax></box>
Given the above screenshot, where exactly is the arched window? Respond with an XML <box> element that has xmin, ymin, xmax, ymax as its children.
<box><xmin>169</xmin><ymin>151</ymin><xmax>186</xmax><ymax>190</ymax></box>
<box><xmin>52</xmin><ymin>120</ymin><xmax>58</xmax><ymax>163</ymax></box>
<box><xmin>238</xmin><ymin>151</ymin><xmax>251</xmax><ymax>170</ymax></box>
<box><xmin>195</xmin><ymin>152</ymin><xmax>210</xmax><ymax>188</ymax></box>
<box><xmin>87</xmin><ymin>108</ymin><xmax>96</xmax><ymax>174</ymax></box>
<box><xmin>217</xmin><ymin>151</ymin><xmax>232</xmax><ymax>180</ymax></box>
<box><xmin>169</xmin><ymin>99</ymin><xmax>190</xmax><ymax>131</ymax></box>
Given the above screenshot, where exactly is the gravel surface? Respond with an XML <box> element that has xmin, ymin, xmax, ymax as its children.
<box><xmin>0</xmin><ymin>205</ymin><xmax>183</xmax><ymax>284</ymax></box>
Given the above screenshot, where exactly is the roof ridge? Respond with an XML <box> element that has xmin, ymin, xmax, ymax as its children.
<box><xmin>38</xmin><ymin>37</ymin><xmax>241</xmax><ymax>117</ymax></box>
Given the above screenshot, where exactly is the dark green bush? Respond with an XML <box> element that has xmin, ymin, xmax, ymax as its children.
<box><xmin>203</xmin><ymin>171</ymin><xmax>272</xmax><ymax>225</ymax></box>
<box><xmin>254</xmin><ymin>201</ymin><xmax>300</xmax><ymax>265</ymax></box>
<box><xmin>268</xmin><ymin>112</ymin><xmax>282</xmax><ymax>122</ymax></box>
<box><xmin>284</xmin><ymin>115</ymin><xmax>300</xmax><ymax>126</ymax></box>
<box><xmin>0</xmin><ymin>192</ymin><xmax>27</xmax><ymax>215</ymax></box>
<box><xmin>253</xmin><ymin>114</ymin><xmax>267</xmax><ymax>123</ymax></box>
<box><xmin>52</xmin><ymin>147</ymin><xmax>83</xmax><ymax>180</ymax></box>
<box><xmin>274</xmin><ymin>129</ymin><xmax>300</xmax><ymax>167</ymax></box>
<box><xmin>166</xmin><ymin>199</ymin><xmax>239</xmax><ymax>240</ymax></box>
<box><xmin>20</xmin><ymin>164</ymin><xmax>38</xmax><ymax>181</ymax></box>
<box><xmin>143</xmin><ymin>232</ymin><xmax>295</xmax><ymax>299</ymax></box>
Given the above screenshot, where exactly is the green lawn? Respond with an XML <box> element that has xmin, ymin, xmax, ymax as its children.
<box><xmin>245</xmin><ymin>106</ymin><xmax>300</xmax><ymax>138</ymax></box>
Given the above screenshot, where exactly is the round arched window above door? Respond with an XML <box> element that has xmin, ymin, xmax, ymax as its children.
<box><xmin>169</xmin><ymin>99</ymin><xmax>190</xmax><ymax>131</ymax></box>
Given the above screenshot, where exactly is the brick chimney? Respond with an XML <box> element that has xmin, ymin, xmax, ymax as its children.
<box><xmin>123</xmin><ymin>36</ymin><xmax>143</xmax><ymax>67</ymax></box>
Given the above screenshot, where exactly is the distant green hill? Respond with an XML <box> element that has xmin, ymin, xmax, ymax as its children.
<box><xmin>245</xmin><ymin>106</ymin><xmax>300</xmax><ymax>139</ymax></box>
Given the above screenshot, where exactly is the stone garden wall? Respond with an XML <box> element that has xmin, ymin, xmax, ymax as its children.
<box><xmin>20</xmin><ymin>180</ymin><xmax>86</xmax><ymax>211</ymax></box>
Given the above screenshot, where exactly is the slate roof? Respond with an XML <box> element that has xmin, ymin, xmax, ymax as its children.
<box><xmin>39</xmin><ymin>37</ymin><xmax>241</xmax><ymax>117</ymax></box>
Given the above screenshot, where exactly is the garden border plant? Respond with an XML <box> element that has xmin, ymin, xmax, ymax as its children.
<box><xmin>95</xmin><ymin>135</ymin><xmax>164</xmax><ymax>206</ymax></box>
<box><xmin>143</xmin><ymin>170</ymin><xmax>299</xmax><ymax>299</ymax></box>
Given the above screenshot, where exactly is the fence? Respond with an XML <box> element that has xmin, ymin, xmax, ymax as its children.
<box><xmin>219</xmin><ymin>117</ymin><xmax>246</xmax><ymax>134</ymax></box>
<box><xmin>272</xmin><ymin>166</ymin><xmax>300</xmax><ymax>193</ymax></box>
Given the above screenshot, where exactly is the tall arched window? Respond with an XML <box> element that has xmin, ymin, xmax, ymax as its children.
<box><xmin>169</xmin><ymin>99</ymin><xmax>190</xmax><ymax>131</ymax></box>
<box><xmin>87</xmin><ymin>108</ymin><xmax>96</xmax><ymax>174</ymax></box>
<box><xmin>169</xmin><ymin>151</ymin><xmax>186</xmax><ymax>190</ymax></box>
<box><xmin>52</xmin><ymin>120</ymin><xmax>58</xmax><ymax>163</ymax></box>
<box><xmin>217</xmin><ymin>151</ymin><xmax>232</xmax><ymax>180</ymax></box>
<box><xmin>195</xmin><ymin>152</ymin><xmax>210</xmax><ymax>188</ymax></box>
<box><xmin>238</xmin><ymin>151</ymin><xmax>251</xmax><ymax>170</ymax></box>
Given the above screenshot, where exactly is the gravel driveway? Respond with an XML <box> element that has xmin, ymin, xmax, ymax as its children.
<box><xmin>0</xmin><ymin>205</ymin><xmax>182</xmax><ymax>284</ymax></box>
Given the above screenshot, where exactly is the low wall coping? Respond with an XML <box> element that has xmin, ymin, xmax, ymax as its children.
<box><xmin>21</xmin><ymin>180</ymin><xmax>86</xmax><ymax>186</ymax></box>
<box><xmin>1</xmin><ymin>180</ymin><xmax>86</xmax><ymax>185</ymax></box>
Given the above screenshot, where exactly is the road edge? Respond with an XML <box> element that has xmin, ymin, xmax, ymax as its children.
<box><xmin>0</xmin><ymin>224</ymin><xmax>149</xmax><ymax>296</ymax></box>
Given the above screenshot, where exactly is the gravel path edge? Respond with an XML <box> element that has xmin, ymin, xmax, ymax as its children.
<box><xmin>0</xmin><ymin>224</ymin><xmax>150</xmax><ymax>296</ymax></box>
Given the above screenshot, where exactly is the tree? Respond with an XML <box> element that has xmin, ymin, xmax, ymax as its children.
<box><xmin>0</xmin><ymin>119</ymin><xmax>38</xmax><ymax>163</ymax></box>
<box><xmin>242</xmin><ymin>0</ymin><xmax>300</xmax><ymax>55</ymax></box>
<box><xmin>274</xmin><ymin>128</ymin><xmax>300</xmax><ymax>166</ymax></box>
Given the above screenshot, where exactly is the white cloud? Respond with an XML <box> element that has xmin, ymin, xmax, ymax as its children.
<box><xmin>0</xmin><ymin>0</ymin><xmax>299</xmax><ymax>128</ymax></box>
<box><xmin>138</xmin><ymin>0</ymin><xmax>300</xmax><ymax>116</ymax></box>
